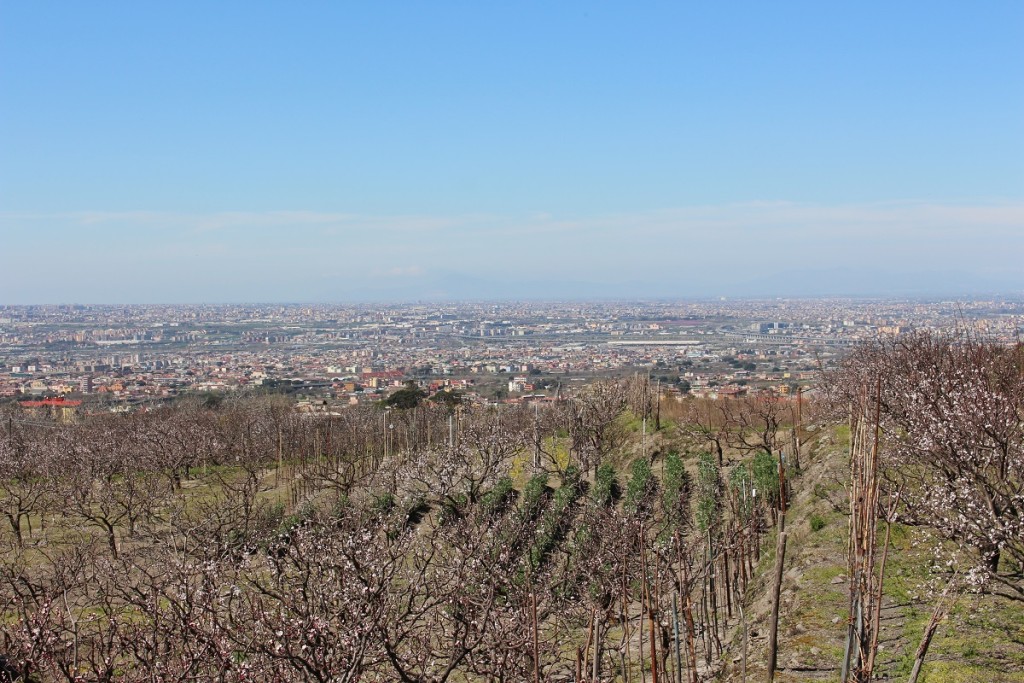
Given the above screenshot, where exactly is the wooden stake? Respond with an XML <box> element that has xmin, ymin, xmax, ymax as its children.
<box><xmin>767</xmin><ymin>528</ymin><xmax>787</xmax><ymax>682</ymax></box>
<box><xmin>532</xmin><ymin>592</ymin><xmax>540</xmax><ymax>683</ymax></box>
<box><xmin>647</xmin><ymin>564</ymin><xmax>659</xmax><ymax>683</ymax></box>
<box><xmin>672</xmin><ymin>594</ymin><xmax>683</xmax><ymax>683</ymax></box>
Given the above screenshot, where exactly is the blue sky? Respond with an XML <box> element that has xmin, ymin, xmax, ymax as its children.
<box><xmin>1</xmin><ymin>2</ymin><xmax>1022</xmax><ymax>303</ymax></box>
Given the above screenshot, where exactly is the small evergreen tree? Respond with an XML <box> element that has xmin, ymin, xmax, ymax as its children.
<box><xmin>662</xmin><ymin>451</ymin><xmax>691</xmax><ymax>533</ymax></box>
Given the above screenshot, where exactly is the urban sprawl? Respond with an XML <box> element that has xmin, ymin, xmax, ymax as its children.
<box><xmin>2</xmin><ymin>298</ymin><xmax>1022</xmax><ymax>416</ymax></box>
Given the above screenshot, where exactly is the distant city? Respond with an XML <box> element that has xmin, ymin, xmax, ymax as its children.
<box><xmin>2</xmin><ymin>297</ymin><xmax>1021</xmax><ymax>415</ymax></box>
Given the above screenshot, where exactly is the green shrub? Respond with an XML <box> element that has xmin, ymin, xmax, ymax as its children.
<box><xmin>527</xmin><ymin>475</ymin><xmax>582</xmax><ymax>571</ymax></box>
<box><xmin>695</xmin><ymin>452</ymin><xmax>722</xmax><ymax>534</ymax></box>
<box><xmin>592</xmin><ymin>463</ymin><xmax>618</xmax><ymax>507</ymax></box>
<box><xmin>662</xmin><ymin>452</ymin><xmax>691</xmax><ymax>531</ymax></box>
<box><xmin>372</xmin><ymin>492</ymin><xmax>395</xmax><ymax>514</ymax></box>
<box><xmin>624</xmin><ymin>458</ymin><xmax>655</xmax><ymax>516</ymax></box>
<box><xmin>520</xmin><ymin>473</ymin><xmax>549</xmax><ymax>520</ymax></box>
<box><xmin>752</xmin><ymin>450</ymin><xmax>780</xmax><ymax>507</ymax></box>
<box><xmin>480</xmin><ymin>476</ymin><xmax>515</xmax><ymax>516</ymax></box>
<box><xmin>810</xmin><ymin>513</ymin><xmax>827</xmax><ymax>532</ymax></box>
<box><xmin>562</xmin><ymin>464</ymin><xmax>582</xmax><ymax>488</ymax></box>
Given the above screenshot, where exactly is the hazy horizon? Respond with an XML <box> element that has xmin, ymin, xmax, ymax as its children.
<box><xmin>4</xmin><ymin>283</ymin><xmax>1024</xmax><ymax>309</ymax></box>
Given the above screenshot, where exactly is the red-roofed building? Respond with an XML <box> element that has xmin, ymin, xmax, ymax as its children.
<box><xmin>360</xmin><ymin>370</ymin><xmax>404</xmax><ymax>380</ymax></box>
<box><xmin>19</xmin><ymin>397</ymin><xmax>82</xmax><ymax>422</ymax></box>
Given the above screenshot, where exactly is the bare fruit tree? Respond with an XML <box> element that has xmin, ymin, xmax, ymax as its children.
<box><xmin>825</xmin><ymin>330</ymin><xmax>1024</xmax><ymax>594</ymax></box>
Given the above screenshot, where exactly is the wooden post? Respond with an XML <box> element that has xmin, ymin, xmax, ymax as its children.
<box><xmin>794</xmin><ymin>386</ymin><xmax>803</xmax><ymax>471</ymax></box>
<box><xmin>276</xmin><ymin>427</ymin><xmax>283</xmax><ymax>488</ymax></box>
<box><xmin>682</xmin><ymin>564</ymin><xmax>698</xmax><ymax>683</ymax></box>
<box><xmin>647</xmin><ymin>568</ymin><xmax>659</xmax><ymax>683</ymax></box>
<box><xmin>672</xmin><ymin>594</ymin><xmax>683</xmax><ymax>683</ymax></box>
<box><xmin>767</xmin><ymin>528</ymin><xmax>787</xmax><ymax>682</ymax></box>
<box><xmin>778</xmin><ymin>451</ymin><xmax>787</xmax><ymax>522</ymax></box>
<box><xmin>589</xmin><ymin>610</ymin><xmax>598</xmax><ymax>679</ymax></box>
<box><xmin>844</xmin><ymin>380</ymin><xmax>888</xmax><ymax>683</ymax></box>
<box><xmin>534</xmin><ymin>401</ymin><xmax>541</xmax><ymax>468</ymax></box>
<box><xmin>640</xmin><ymin>549</ymin><xmax>647</xmax><ymax>683</ymax></box>
<box><xmin>737</xmin><ymin>576</ymin><xmax>748</xmax><ymax>683</ymax></box>
<box><xmin>532</xmin><ymin>592</ymin><xmax>540</xmax><ymax>683</ymax></box>
<box><xmin>623</xmin><ymin>558</ymin><xmax>632</xmax><ymax>683</ymax></box>
<box><xmin>655</xmin><ymin>377</ymin><xmax>661</xmax><ymax>431</ymax></box>
<box><xmin>325</xmin><ymin>416</ymin><xmax>332</xmax><ymax>461</ymax></box>
<box><xmin>724</xmin><ymin>543</ymin><xmax>733</xmax><ymax>620</ymax></box>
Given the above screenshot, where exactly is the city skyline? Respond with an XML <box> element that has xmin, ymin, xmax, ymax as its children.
<box><xmin>4</xmin><ymin>297</ymin><xmax>1019</xmax><ymax>408</ymax></box>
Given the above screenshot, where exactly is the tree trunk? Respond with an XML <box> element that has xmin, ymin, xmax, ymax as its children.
<box><xmin>104</xmin><ymin>522</ymin><xmax>119</xmax><ymax>559</ymax></box>
<box><xmin>7</xmin><ymin>514</ymin><xmax>23</xmax><ymax>547</ymax></box>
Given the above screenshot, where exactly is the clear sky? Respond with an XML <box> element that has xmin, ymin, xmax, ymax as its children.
<box><xmin>1</xmin><ymin>2</ymin><xmax>1022</xmax><ymax>303</ymax></box>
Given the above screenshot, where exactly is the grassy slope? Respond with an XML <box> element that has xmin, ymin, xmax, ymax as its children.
<box><xmin>718</xmin><ymin>425</ymin><xmax>1024</xmax><ymax>683</ymax></box>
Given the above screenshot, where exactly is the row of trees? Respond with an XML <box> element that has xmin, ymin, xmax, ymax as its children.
<box><xmin>0</xmin><ymin>382</ymin><xmax>794</xmax><ymax>681</ymax></box>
